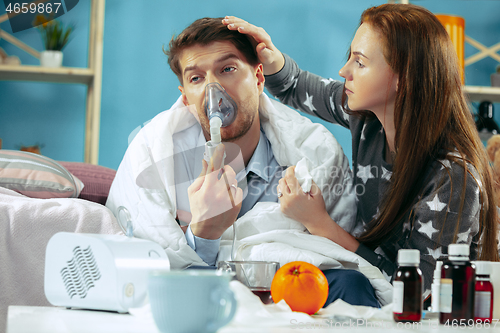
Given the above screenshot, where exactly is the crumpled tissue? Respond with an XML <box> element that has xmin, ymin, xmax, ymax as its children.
<box><xmin>293</xmin><ymin>157</ymin><xmax>313</xmax><ymax>193</ymax></box>
<box><xmin>130</xmin><ymin>280</ymin><xmax>394</xmax><ymax>331</ymax></box>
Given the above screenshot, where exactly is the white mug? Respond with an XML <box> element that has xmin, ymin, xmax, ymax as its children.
<box><xmin>148</xmin><ymin>270</ymin><xmax>237</xmax><ymax>333</ymax></box>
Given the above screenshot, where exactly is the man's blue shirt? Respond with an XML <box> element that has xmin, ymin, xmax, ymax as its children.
<box><xmin>185</xmin><ymin>129</ymin><xmax>285</xmax><ymax>265</ymax></box>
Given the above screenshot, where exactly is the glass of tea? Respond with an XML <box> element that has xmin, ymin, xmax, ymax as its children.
<box><xmin>217</xmin><ymin>261</ymin><xmax>280</xmax><ymax>304</ymax></box>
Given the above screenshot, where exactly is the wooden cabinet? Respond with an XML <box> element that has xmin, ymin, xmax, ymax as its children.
<box><xmin>388</xmin><ymin>0</ymin><xmax>500</xmax><ymax>103</ymax></box>
<box><xmin>465</xmin><ymin>86</ymin><xmax>500</xmax><ymax>103</ymax></box>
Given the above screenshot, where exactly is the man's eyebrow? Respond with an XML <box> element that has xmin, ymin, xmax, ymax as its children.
<box><xmin>352</xmin><ymin>51</ymin><xmax>368</xmax><ymax>59</ymax></box>
<box><xmin>183</xmin><ymin>64</ymin><xmax>198</xmax><ymax>76</ymax></box>
<box><xmin>183</xmin><ymin>53</ymin><xmax>241</xmax><ymax>77</ymax></box>
<box><xmin>214</xmin><ymin>53</ymin><xmax>240</xmax><ymax>64</ymax></box>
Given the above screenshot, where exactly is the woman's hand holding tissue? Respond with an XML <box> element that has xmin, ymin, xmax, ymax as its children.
<box><xmin>223</xmin><ymin>16</ymin><xmax>284</xmax><ymax>76</ymax></box>
<box><xmin>278</xmin><ymin>166</ymin><xmax>328</xmax><ymax>226</ymax></box>
<box><xmin>188</xmin><ymin>144</ymin><xmax>243</xmax><ymax>240</ymax></box>
<box><xmin>278</xmin><ymin>166</ymin><xmax>360</xmax><ymax>252</ymax></box>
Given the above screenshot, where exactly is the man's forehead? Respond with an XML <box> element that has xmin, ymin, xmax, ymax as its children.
<box><xmin>180</xmin><ymin>41</ymin><xmax>244</xmax><ymax>72</ymax></box>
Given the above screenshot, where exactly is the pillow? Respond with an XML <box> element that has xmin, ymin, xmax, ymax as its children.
<box><xmin>0</xmin><ymin>150</ymin><xmax>84</xmax><ymax>199</ymax></box>
<box><xmin>59</xmin><ymin>161</ymin><xmax>116</xmax><ymax>205</ymax></box>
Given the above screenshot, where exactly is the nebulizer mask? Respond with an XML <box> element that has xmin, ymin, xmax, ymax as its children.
<box><xmin>203</xmin><ymin>82</ymin><xmax>238</xmax><ymax>164</ymax></box>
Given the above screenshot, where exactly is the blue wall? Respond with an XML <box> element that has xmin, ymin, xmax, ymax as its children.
<box><xmin>1</xmin><ymin>0</ymin><xmax>500</xmax><ymax>169</ymax></box>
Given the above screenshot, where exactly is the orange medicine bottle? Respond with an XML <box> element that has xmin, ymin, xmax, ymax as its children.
<box><xmin>393</xmin><ymin>249</ymin><xmax>423</xmax><ymax>322</ymax></box>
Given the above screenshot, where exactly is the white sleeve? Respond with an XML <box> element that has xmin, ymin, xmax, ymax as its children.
<box><xmin>106</xmin><ymin>128</ymin><xmax>207</xmax><ymax>269</ymax></box>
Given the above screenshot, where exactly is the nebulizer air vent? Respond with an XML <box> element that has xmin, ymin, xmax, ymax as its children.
<box><xmin>203</xmin><ymin>82</ymin><xmax>237</xmax><ymax>164</ymax></box>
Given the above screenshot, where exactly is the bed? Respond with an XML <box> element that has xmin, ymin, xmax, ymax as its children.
<box><xmin>0</xmin><ymin>150</ymin><xmax>123</xmax><ymax>331</ymax></box>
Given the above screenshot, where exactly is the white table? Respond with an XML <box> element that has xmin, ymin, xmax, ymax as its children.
<box><xmin>7</xmin><ymin>306</ymin><xmax>500</xmax><ymax>333</ymax></box>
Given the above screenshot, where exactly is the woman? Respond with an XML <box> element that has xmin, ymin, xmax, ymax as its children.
<box><xmin>223</xmin><ymin>4</ymin><xmax>499</xmax><ymax>293</ymax></box>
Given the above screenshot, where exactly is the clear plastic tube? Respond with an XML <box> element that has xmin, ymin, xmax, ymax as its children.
<box><xmin>204</xmin><ymin>82</ymin><xmax>239</xmax><ymax>258</ymax></box>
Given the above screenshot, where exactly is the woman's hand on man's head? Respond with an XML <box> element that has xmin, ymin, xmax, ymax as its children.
<box><xmin>222</xmin><ymin>16</ymin><xmax>285</xmax><ymax>75</ymax></box>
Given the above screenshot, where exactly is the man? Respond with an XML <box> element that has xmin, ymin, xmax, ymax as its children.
<box><xmin>166</xmin><ymin>17</ymin><xmax>281</xmax><ymax>266</ymax></box>
<box><xmin>105</xmin><ymin>18</ymin><xmax>385</xmax><ymax>307</ymax></box>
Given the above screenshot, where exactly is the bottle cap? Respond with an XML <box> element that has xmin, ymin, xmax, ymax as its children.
<box><xmin>433</xmin><ymin>261</ymin><xmax>443</xmax><ymax>279</ymax></box>
<box><xmin>475</xmin><ymin>261</ymin><xmax>491</xmax><ymax>275</ymax></box>
<box><xmin>398</xmin><ymin>249</ymin><xmax>420</xmax><ymax>265</ymax></box>
<box><xmin>448</xmin><ymin>244</ymin><xmax>469</xmax><ymax>257</ymax></box>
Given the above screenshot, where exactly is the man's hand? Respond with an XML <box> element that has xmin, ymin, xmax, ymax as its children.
<box><xmin>188</xmin><ymin>144</ymin><xmax>243</xmax><ymax>239</ymax></box>
<box><xmin>222</xmin><ymin>16</ymin><xmax>285</xmax><ymax>75</ymax></box>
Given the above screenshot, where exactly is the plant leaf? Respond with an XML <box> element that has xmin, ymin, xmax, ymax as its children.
<box><xmin>37</xmin><ymin>19</ymin><xmax>74</xmax><ymax>51</ymax></box>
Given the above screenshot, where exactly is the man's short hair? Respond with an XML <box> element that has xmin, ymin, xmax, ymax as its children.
<box><xmin>164</xmin><ymin>17</ymin><xmax>260</xmax><ymax>85</ymax></box>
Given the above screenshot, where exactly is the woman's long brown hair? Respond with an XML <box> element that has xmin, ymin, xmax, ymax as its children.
<box><xmin>355</xmin><ymin>4</ymin><xmax>499</xmax><ymax>261</ymax></box>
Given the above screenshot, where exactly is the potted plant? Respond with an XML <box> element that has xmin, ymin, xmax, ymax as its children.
<box><xmin>492</xmin><ymin>64</ymin><xmax>500</xmax><ymax>87</ymax></box>
<box><xmin>33</xmin><ymin>15</ymin><xmax>74</xmax><ymax>68</ymax></box>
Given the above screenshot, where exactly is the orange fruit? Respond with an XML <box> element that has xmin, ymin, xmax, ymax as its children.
<box><xmin>271</xmin><ymin>261</ymin><xmax>329</xmax><ymax>315</ymax></box>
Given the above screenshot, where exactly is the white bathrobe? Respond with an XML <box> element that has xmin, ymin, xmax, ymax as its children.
<box><xmin>106</xmin><ymin>93</ymin><xmax>393</xmax><ymax>305</ymax></box>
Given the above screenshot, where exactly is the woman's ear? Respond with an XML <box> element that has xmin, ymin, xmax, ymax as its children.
<box><xmin>389</xmin><ymin>72</ymin><xmax>399</xmax><ymax>95</ymax></box>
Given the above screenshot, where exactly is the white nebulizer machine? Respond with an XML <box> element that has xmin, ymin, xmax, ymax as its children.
<box><xmin>203</xmin><ymin>82</ymin><xmax>237</xmax><ymax>164</ymax></box>
<box><xmin>43</xmin><ymin>207</ymin><xmax>170</xmax><ymax>313</ymax></box>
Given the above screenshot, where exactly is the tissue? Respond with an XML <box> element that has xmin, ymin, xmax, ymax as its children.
<box><xmin>294</xmin><ymin>158</ymin><xmax>313</xmax><ymax>193</ymax></box>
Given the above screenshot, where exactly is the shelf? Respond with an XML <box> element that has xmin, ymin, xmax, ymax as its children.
<box><xmin>0</xmin><ymin>64</ymin><xmax>94</xmax><ymax>84</ymax></box>
<box><xmin>0</xmin><ymin>0</ymin><xmax>104</xmax><ymax>164</ymax></box>
<box><xmin>465</xmin><ymin>86</ymin><xmax>500</xmax><ymax>103</ymax></box>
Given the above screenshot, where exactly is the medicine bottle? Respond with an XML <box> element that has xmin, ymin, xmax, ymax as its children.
<box><xmin>393</xmin><ymin>249</ymin><xmax>423</xmax><ymax>322</ymax></box>
<box><xmin>474</xmin><ymin>261</ymin><xmax>493</xmax><ymax>323</ymax></box>
<box><xmin>439</xmin><ymin>244</ymin><xmax>476</xmax><ymax>324</ymax></box>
